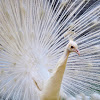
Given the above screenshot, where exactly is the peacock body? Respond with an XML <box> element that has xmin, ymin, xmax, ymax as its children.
<box><xmin>0</xmin><ymin>0</ymin><xmax>100</xmax><ymax>100</ymax></box>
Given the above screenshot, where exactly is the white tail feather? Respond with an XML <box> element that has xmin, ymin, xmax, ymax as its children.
<box><xmin>0</xmin><ymin>0</ymin><xmax>100</xmax><ymax>100</ymax></box>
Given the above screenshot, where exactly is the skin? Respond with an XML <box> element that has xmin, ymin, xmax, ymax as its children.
<box><xmin>40</xmin><ymin>40</ymin><xmax>80</xmax><ymax>100</ymax></box>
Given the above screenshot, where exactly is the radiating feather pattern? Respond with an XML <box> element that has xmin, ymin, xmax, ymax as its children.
<box><xmin>0</xmin><ymin>0</ymin><xmax>100</xmax><ymax>100</ymax></box>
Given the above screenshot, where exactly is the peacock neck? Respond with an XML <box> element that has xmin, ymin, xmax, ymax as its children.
<box><xmin>40</xmin><ymin>50</ymin><xmax>70</xmax><ymax>100</ymax></box>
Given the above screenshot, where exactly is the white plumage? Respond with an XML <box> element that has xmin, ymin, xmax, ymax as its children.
<box><xmin>0</xmin><ymin>0</ymin><xmax>100</xmax><ymax>100</ymax></box>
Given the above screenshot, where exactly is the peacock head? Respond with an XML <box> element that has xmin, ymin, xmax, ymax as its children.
<box><xmin>67</xmin><ymin>40</ymin><xmax>80</xmax><ymax>55</ymax></box>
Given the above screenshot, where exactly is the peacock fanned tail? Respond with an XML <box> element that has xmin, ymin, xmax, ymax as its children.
<box><xmin>0</xmin><ymin>0</ymin><xmax>100</xmax><ymax>100</ymax></box>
